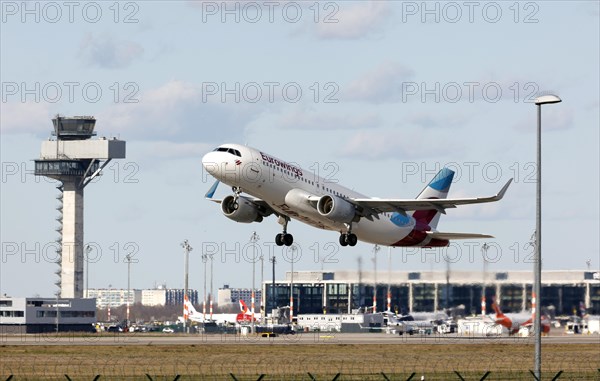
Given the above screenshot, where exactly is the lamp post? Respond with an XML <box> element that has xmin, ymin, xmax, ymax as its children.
<box><xmin>533</xmin><ymin>93</ymin><xmax>562</xmax><ymax>380</ymax></box>
<box><xmin>270</xmin><ymin>254</ymin><xmax>276</xmax><ymax>319</ymax></box>
<box><xmin>250</xmin><ymin>231</ymin><xmax>259</xmax><ymax>334</ymax></box>
<box><xmin>202</xmin><ymin>253</ymin><xmax>207</xmax><ymax>319</ymax></box>
<box><xmin>372</xmin><ymin>245</ymin><xmax>380</xmax><ymax>313</ymax></box>
<box><xmin>289</xmin><ymin>245</ymin><xmax>297</xmax><ymax>325</ymax></box>
<box><xmin>209</xmin><ymin>253</ymin><xmax>214</xmax><ymax>321</ymax></box>
<box><xmin>387</xmin><ymin>247</ymin><xmax>393</xmax><ymax>313</ymax></box>
<box><xmin>85</xmin><ymin>244</ymin><xmax>92</xmax><ymax>298</ymax></box>
<box><xmin>260</xmin><ymin>249</ymin><xmax>264</xmax><ymax>324</ymax></box>
<box><xmin>481</xmin><ymin>243</ymin><xmax>489</xmax><ymax>317</ymax></box>
<box><xmin>125</xmin><ymin>253</ymin><xmax>132</xmax><ymax>327</ymax></box>
<box><xmin>181</xmin><ymin>239</ymin><xmax>193</xmax><ymax>332</ymax></box>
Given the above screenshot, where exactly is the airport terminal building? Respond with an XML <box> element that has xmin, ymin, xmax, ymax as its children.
<box><xmin>0</xmin><ymin>297</ymin><xmax>96</xmax><ymax>333</ymax></box>
<box><xmin>263</xmin><ymin>270</ymin><xmax>600</xmax><ymax>316</ymax></box>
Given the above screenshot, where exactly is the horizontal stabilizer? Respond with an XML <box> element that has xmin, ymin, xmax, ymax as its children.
<box><xmin>426</xmin><ymin>231</ymin><xmax>494</xmax><ymax>240</ymax></box>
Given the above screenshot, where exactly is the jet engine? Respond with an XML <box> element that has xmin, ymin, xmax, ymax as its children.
<box><xmin>284</xmin><ymin>188</ymin><xmax>317</xmax><ymax>215</ymax></box>
<box><xmin>317</xmin><ymin>195</ymin><xmax>357</xmax><ymax>223</ymax></box>
<box><xmin>221</xmin><ymin>195</ymin><xmax>263</xmax><ymax>223</ymax></box>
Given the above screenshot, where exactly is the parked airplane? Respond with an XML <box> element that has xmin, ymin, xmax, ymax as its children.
<box><xmin>492</xmin><ymin>301</ymin><xmax>550</xmax><ymax>335</ymax></box>
<box><xmin>202</xmin><ymin>144</ymin><xmax>512</xmax><ymax>247</ymax></box>
<box><xmin>183</xmin><ymin>295</ymin><xmax>260</xmax><ymax>324</ymax></box>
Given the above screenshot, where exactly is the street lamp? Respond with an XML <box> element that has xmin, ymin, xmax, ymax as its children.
<box><xmin>481</xmin><ymin>243</ymin><xmax>489</xmax><ymax>317</ymax></box>
<box><xmin>85</xmin><ymin>244</ymin><xmax>92</xmax><ymax>298</ymax></box>
<box><xmin>250</xmin><ymin>231</ymin><xmax>259</xmax><ymax>334</ymax></box>
<box><xmin>533</xmin><ymin>93</ymin><xmax>562</xmax><ymax>380</ymax></box>
<box><xmin>372</xmin><ymin>245</ymin><xmax>380</xmax><ymax>313</ymax></box>
<box><xmin>202</xmin><ymin>253</ymin><xmax>208</xmax><ymax>318</ymax></box>
<box><xmin>270</xmin><ymin>254</ymin><xmax>276</xmax><ymax>319</ymax></box>
<box><xmin>181</xmin><ymin>239</ymin><xmax>193</xmax><ymax>332</ymax></box>
<box><xmin>125</xmin><ymin>253</ymin><xmax>133</xmax><ymax>327</ymax></box>
<box><xmin>289</xmin><ymin>244</ymin><xmax>297</xmax><ymax>325</ymax></box>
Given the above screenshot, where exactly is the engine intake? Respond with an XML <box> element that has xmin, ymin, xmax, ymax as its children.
<box><xmin>221</xmin><ymin>195</ymin><xmax>263</xmax><ymax>223</ymax></box>
<box><xmin>317</xmin><ymin>195</ymin><xmax>356</xmax><ymax>223</ymax></box>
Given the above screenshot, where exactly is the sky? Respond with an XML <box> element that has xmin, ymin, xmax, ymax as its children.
<box><xmin>1</xmin><ymin>1</ymin><xmax>599</xmax><ymax>299</ymax></box>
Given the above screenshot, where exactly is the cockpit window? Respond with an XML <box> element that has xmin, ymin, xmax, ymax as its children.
<box><xmin>214</xmin><ymin>147</ymin><xmax>242</xmax><ymax>157</ymax></box>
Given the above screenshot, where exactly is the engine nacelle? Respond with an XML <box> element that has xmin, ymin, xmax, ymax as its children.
<box><xmin>284</xmin><ymin>188</ymin><xmax>317</xmax><ymax>215</ymax></box>
<box><xmin>221</xmin><ymin>195</ymin><xmax>263</xmax><ymax>223</ymax></box>
<box><xmin>317</xmin><ymin>195</ymin><xmax>356</xmax><ymax>223</ymax></box>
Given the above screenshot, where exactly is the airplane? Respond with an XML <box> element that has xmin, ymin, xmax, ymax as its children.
<box><xmin>183</xmin><ymin>295</ymin><xmax>261</xmax><ymax>324</ymax></box>
<box><xmin>491</xmin><ymin>300</ymin><xmax>550</xmax><ymax>335</ymax></box>
<box><xmin>201</xmin><ymin>144</ymin><xmax>512</xmax><ymax>247</ymax></box>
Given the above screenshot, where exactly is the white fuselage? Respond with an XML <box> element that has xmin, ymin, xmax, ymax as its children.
<box><xmin>202</xmin><ymin>144</ymin><xmax>418</xmax><ymax>246</ymax></box>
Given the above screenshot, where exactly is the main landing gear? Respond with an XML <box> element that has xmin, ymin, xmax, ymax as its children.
<box><xmin>339</xmin><ymin>223</ymin><xmax>357</xmax><ymax>247</ymax></box>
<box><xmin>275</xmin><ymin>216</ymin><xmax>293</xmax><ymax>246</ymax></box>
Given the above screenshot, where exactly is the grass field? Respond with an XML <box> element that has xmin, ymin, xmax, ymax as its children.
<box><xmin>1</xmin><ymin>340</ymin><xmax>599</xmax><ymax>380</ymax></box>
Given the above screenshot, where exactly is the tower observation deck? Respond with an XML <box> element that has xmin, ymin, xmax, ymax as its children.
<box><xmin>34</xmin><ymin>115</ymin><xmax>126</xmax><ymax>298</ymax></box>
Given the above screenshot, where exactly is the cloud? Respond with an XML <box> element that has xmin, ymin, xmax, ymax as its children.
<box><xmin>0</xmin><ymin>102</ymin><xmax>52</xmax><ymax>135</ymax></box>
<box><xmin>407</xmin><ymin>112</ymin><xmax>469</xmax><ymax>129</ymax></box>
<box><xmin>339</xmin><ymin>129</ymin><xmax>461</xmax><ymax>160</ymax></box>
<box><xmin>512</xmin><ymin>107</ymin><xmax>574</xmax><ymax>132</ymax></box>
<box><xmin>79</xmin><ymin>33</ymin><xmax>144</xmax><ymax>69</ymax></box>
<box><xmin>134</xmin><ymin>140</ymin><xmax>214</xmax><ymax>160</ymax></box>
<box><xmin>277</xmin><ymin>108</ymin><xmax>381</xmax><ymax>130</ymax></box>
<box><xmin>342</xmin><ymin>61</ymin><xmax>414</xmax><ymax>104</ymax></box>
<box><xmin>314</xmin><ymin>1</ymin><xmax>391</xmax><ymax>40</ymax></box>
<box><xmin>98</xmin><ymin>80</ymin><xmax>266</xmax><ymax>143</ymax></box>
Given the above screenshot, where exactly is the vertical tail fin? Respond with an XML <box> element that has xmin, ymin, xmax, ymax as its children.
<box><xmin>240</xmin><ymin>300</ymin><xmax>249</xmax><ymax>314</ymax></box>
<box><xmin>183</xmin><ymin>295</ymin><xmax>189</xmax><ymax>320</ymax></box>
<box><xmin>492</xmin><ymin>302</ymin><xmax>505</xmax><ymax>318</ymax></box>
<box><xmin>413</xmin><ymin>168</ymin><xmax>455</xmax><ymax>229</ymax></box>
<box><xmin>184</xmin><ymin>295</ymin><xmax>199</xmax><ymax>316</ymax></box>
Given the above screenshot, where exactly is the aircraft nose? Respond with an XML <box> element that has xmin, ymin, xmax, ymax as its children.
<box><xmin>202</xmin><ymin>151</ymin><xmax>219</xmax><ymax>176</ymax></box>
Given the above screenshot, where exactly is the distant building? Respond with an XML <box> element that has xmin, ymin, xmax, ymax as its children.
<box><xmin>86</xmin><ymin>289</ymin><xmax>142</xmax><ymax>308</ymax></box>
<box><xmin>164</xmin><ymin>289</ymin><xmax>198</xmax><ymax>306</ymax></box>
<box><xmin>218</xmin><ymin>284</ymin><xmax>262</xmax><ymax>307</ymax></box>
<box><xmin>263</xmin><ymin>270</ymin><xmax>600</xmax><ymax>316</ymax></box>
<box><xmin>86</xmin><ymin>288</ymin><xmax>198</xmax><ymax>307</ymax></box>
<box><xmin>0</xmin><ymin>297</ymin><xmax>96</xmax><ymax>333</ymax></box>
<box><xmin>141</xmin><ymin>288</ymin><xmax>167</xmax><ymax>306</ymax></box>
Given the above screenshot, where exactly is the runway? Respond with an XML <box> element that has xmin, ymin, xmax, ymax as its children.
<box><xmin>2</xmin><ymin>332</ymin><xmax>598</xmax><ymax>346</ymax></box>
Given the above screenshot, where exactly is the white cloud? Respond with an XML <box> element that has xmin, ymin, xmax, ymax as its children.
<box><xmin>343</xmin><ymin>61</ymin><xmax>414</xmax><ymax>104</ymax></box>
<box><xmin>339</xmin><ymin>129</ymin><xmax>461</xmax><ymax>160</ymax></box>
<box><xmin>0</xmin><ymin>102</ymin><xmax>52</xmax><ymax>135</ymax></box>
<box><xmin>79</xmin><ymin>33</ymin><xmax>144</xmax><ymax>69</ymax></box>
<box><xmin>512</xmin><ymin>107</ymin><xmax>574</xmax><ymax>132</ymax></box>
<box><xmin>407</xmin><ymin>112</ymin><xmax>469</xmax><ymax>129</ymax></box>
<box><xmin>315</xmin><ymin>1</ymin><xmax>390</xmax><ymax>40</ymax></box>
<box><xmin>135</xmin><ymin>140</ymin><xmax>213</xmax><ymax>160</ymax></box>
<box><xmin>98</xmin><ymin>80</ymin><xmax>266</xmax><ymax>143</ymax></box>
<box><xmin>277</xmin><ymin>108</ymin><xmax>381</xmax><ymax>130</ymax></box>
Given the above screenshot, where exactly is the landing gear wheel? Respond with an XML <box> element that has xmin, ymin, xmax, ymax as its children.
<box><xmin>282</xmin><ymin>233</ymin><xmax>294</xmax><ymax>246</ymax></box>
<box><xmin>339</xmin><ymin>234</ymin><xmax>348</xmax><ymax>247</ymax></box>
<box><xmin>275</xmin><ymin>233</ymin><xmax>284</xmax><ymax>246</ymax></box>
<box><xmin>347</xmin><ymin>233</ymin><xmax>358</xmax><ymax>247</ymax></box>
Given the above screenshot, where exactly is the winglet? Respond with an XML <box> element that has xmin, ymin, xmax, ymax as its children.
<box><xmin>494</xmin><ymin>178</ymin><xmax>513</xmax><ymax>201</ymax></box>
<box><xmin>205</xmin><ymin>180</ymin><xmax>220</xmax><ymax>199</ymax></box>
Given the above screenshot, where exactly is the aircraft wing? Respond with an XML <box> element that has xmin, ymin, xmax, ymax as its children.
<box><xmin>349</xmin><ymin>179</ymin><xmax>512</xmax><ymax>216</ymax></box>
<box><xmin>426</xmin><ymin>232</ymin><xmax>494</xmax><ymax>240</ymax></box>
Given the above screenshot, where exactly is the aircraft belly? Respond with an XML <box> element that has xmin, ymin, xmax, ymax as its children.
<box><xmin>354</xmin><ymin>218</ymin><xmax>413</xmax><ymax>246</ymax></box>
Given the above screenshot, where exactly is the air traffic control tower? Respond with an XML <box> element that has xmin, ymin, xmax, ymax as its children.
<box><xmin>34</xmin><ymin>116</ymin><xmax>126</xmax><ymax>298</ymax></box>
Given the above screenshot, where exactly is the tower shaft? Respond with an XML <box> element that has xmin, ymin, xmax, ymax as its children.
<box><xmin>60</xmin><ymin>180</ymin><xmax>84</xmax><ymax>298</ymax></box>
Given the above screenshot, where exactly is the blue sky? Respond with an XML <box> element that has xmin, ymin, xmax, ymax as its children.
<box><xmin>1</xmin><ymin>1</ymin><xmax>598</xmax><ymax>298</ymax></box>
